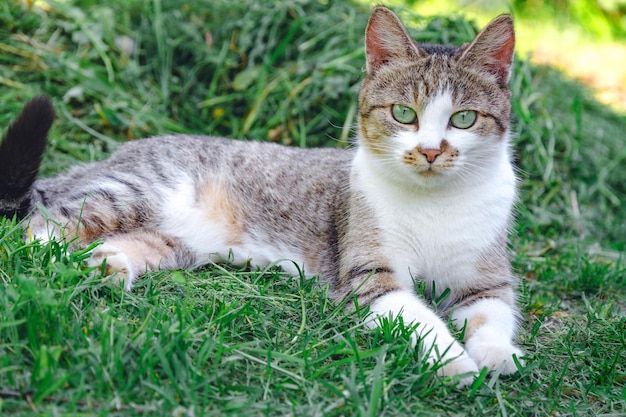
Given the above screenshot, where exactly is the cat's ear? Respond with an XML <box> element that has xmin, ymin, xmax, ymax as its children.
<box><xmin>458</xmin><ymin>15</ymin><xmax>515</xmax><ymax>86</ymax></box>
<box><xmin>365</xmin><ymin>6</ymin><xmax>423</xmax><ymax>73</ymax></box>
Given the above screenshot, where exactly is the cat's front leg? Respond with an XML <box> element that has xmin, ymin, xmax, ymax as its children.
<box><xmin>368</xmin><ymin>289</ymin><xmax>479</xmax><ymax>385</ymax></box>
<box><xmin>451</xmin><ymin>298</ymin><xmax>524</xmax><ymax>374</ymax></box>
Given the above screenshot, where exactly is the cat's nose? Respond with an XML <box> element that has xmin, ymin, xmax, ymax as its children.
<box><xmin>419</xmin><ymin>148</ymin><xmax>442</xmax><ymax>163</ymax></box>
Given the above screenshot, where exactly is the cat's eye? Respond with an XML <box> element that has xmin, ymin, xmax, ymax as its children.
<box><xmin>391</xmin><ymin>104</ymin><xmax>418</xmax><ymax>124</ymax></box>
<box><xmin>450</xmin><ymin>110</ymin><xmax>477</xmax><ymax>129</ymax></box>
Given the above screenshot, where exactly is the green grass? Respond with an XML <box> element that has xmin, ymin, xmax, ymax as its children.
<box><xmin>1</xmin><ymin>0</ymin><xmax>625</xmax><ymax>415</ymax></box>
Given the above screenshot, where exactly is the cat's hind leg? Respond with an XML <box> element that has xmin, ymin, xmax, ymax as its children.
<box><xmin>87</xmin><ymin>229</ymin><xmax>197</xmax><ymax>290</ymax></box>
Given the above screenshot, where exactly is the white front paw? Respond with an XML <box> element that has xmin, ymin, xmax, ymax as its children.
<box><xmin>465</xmin><ymin>339</ymin><xmax>524</xmax><ymax>374</ymax></box>
<box><xmin>421</xmin><ymin>339</ymin><xmax>479</xmax><ymax>387</ymax></box>
<box><xmin>87</xmin><ymin>243</ymin><xmax>136</xmax><ymax>290</ymax></box>
<box><xmin>436</xmin><ymin>351</ymin><xmax>479</xmax><ymax>387</ymax></box>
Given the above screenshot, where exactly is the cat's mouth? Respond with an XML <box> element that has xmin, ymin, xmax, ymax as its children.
<box><xmin>401</xmin><ymin>156</ymin><xmax>441</xmax><ymax>177</ymax></box>
<box><xmin>418</xmin><ymin>168</ymin><xmax>437</xmax><ymax>177</ymax></box>
<box><xmin>402</xmin><ymin>142</ymin><xmax>458</xmax><ymax>178</ymax></box>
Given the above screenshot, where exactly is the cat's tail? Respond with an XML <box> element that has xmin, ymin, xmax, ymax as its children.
<box><xmin>0</xmin><ymin>96</ymin><xmax>55</xmax><ymax>219</ymax></box>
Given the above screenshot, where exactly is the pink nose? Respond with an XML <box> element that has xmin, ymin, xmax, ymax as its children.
<box><xmin>420</xmin><ymin>148</ymin><xmax>442</xmax><ymax>163</ymax></box>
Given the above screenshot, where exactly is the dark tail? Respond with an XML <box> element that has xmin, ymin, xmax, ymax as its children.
<box><xmin>0</xmin><ymin>96</ymin><xmax>55</xmax><ymax>219</ymax></box>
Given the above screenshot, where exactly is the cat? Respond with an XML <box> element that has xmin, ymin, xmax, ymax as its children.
<box><xmin>0</xmin><ymin>6</ymin><xmax>523</xmax><ymax>385</ymax></box>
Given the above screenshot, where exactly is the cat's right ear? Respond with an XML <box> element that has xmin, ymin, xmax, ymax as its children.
<box><xmin>365</xmin><ymin>6</ymin><xmax>423</xmax><ymax>73</ymax></box>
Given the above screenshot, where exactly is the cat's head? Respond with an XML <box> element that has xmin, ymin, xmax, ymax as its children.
<box><xmin>357</xmin><ymin>6</ymin><xmax>515</xmax><ymax>189</ymax></box>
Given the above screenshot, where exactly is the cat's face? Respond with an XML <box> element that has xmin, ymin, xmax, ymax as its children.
<box><xmin>358</xmin><ymin>8</ymin><xmax>515</xmax><ymax>189</ymax></box>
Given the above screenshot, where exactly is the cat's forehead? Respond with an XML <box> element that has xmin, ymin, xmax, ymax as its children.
<box><xmin>364</xmin><ymin>53</ymin><xmax>507</xmax><ymax>110</ymax></box>
<box><xmin>366</xmin><ymin>55</ymin><xmax>462</xmax><ymax>96</ymax></box>
<box><xmin>416</xmin><ymin>43</ymin><xmax>462</xmax><ymax>57</ymax></box>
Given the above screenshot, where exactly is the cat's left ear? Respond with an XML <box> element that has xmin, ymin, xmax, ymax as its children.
<box><xmin>458</xmin><ymin>15</ymin><xmax>515</xmax><ymax>86</ymax></box>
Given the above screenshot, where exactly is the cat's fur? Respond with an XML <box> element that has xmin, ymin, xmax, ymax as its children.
<box><xmin>0</xmin><ymin>7</ymin><xmax>523</xmax><ymax>385</ymax></box>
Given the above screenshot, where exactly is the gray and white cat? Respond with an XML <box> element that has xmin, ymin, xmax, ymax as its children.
<box><xmin>0</xmin><ymin>6</ymin><xmax>523</xmax><ymax>385</ymax></box>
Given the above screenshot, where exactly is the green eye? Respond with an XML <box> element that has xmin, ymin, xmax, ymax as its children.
<box><xmin>450</xmin><ymin>110</ymin><xmax>477</xmax><ymax>129</ymax></box>
<box><xmin>391</xmin><ymin>104</ymin><xmax>418</xmax><ymax>124</ymax></box>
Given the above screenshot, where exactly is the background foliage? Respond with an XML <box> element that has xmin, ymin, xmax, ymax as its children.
<box><xmin>512</xmin><ymin>0</ymin><xmax>626</xmax><ymax>39</ymax></box>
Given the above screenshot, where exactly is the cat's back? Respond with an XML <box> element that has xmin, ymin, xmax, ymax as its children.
<box><xmin>38</xmin><ymin>135</ymin><xmax>353</xmax><ymax>192</ymax></box>
<box><xmin>112</xmin><ymin>135</ymin><xmax>352</xmax><ymax>178</ymax></box>
<box><xmin>34</xmin><ymin>135</ymin><xmax>354</xmax><ymax>242</ymax></box>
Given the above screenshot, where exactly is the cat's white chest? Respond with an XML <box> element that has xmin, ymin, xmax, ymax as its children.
<box><xmin>353</xmin><ymin>149</ymin><xmax>515</xmax><ymax>292</ymax></box>
<box><xmin>380</xmin><ymin>194</ymin><xmax>499</xmax><ymax>289</ymax></box>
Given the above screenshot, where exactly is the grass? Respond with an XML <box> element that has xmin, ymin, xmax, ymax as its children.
<box><xmin>1</xmin><ymin>0</ymin><xmax>625</xmax><ymax>415</ymax></box>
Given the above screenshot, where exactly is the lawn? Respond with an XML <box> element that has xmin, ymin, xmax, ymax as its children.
<box><xmin>1</xmin><ymin>0</ymin><xmax>625</xmax><ymax>416</ymax></box>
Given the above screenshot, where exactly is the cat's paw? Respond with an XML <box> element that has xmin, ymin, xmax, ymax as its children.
<box><xmin>435</xmin><ymin>350</ymin><xmax>479</xmax><ymax>387</ymax></box>
<box><xmin>87</xmin><ymin>243</ymin><xmax>136</xmax><ymax>290</ymax></box>
<box><xmin>28</xmin><ymin>223</ymin><xmax>61</xmax><ymax>244</ymax></box>
<box><xmin>420</xmin><ymin>338</ymin><xmax>479</xmax><ymax>387</ymax></box>
<box><xmin>465</xmin><ymin>338</ymin><xmax>524</xmax><ymax>375</ymax></box>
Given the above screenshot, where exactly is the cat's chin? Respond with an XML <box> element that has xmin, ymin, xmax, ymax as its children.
<box><xmin>417</xmin><ymin>169</ymin><xmax>437</xmax><ymax>178</ymax></box>
<box><xmin>371</xmin><ymin>164</ymin><xmax>460</xmax><ymax>191</ymax></box>
<box><xmin>405</xmin><ymin>166</ymin><xmax>462</xmax><ymax>189</ymax></box>
<box><xmin>390</xmin><ymin>172</ymin><xmax>452</xmax><ymax>192</ymax></box>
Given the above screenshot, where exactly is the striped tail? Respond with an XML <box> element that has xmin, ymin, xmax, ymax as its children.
<box><xmin>0</xmin><ymin>96</ymin><xmax>55</xmax><ymax>219</ymax></box>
